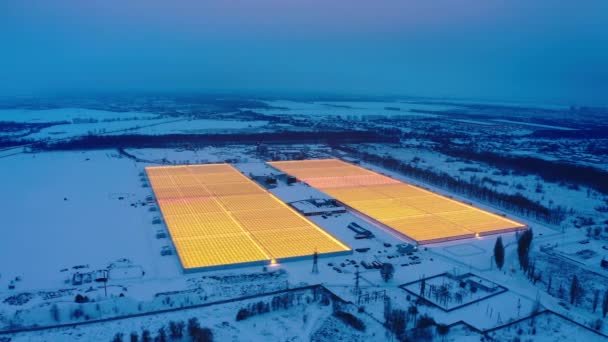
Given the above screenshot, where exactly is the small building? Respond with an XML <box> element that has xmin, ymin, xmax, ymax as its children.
<box><xmin>290</xmin><ymin>199</ymin><xmax>346</xmax><ymax>216</ymax></box>
<box><xmin>251</xmin><ymin>175</ymin><xmax>279</xmax><ymax>188</ymax></box>
<box><xmin>347</xmin><ymin>222</ymin><xmax>374</xmax><ymax>239</ymax></box>
<box><xmin>397</xmin><ymin>243</ymin><xmax>418</xmax><ymax>254</ymax></box>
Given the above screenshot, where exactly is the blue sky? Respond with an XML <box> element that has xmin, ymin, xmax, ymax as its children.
<box><xmin>1</xmin><ymin>0</ymin><xmax>607</xmax><ymax>105</ymax></box>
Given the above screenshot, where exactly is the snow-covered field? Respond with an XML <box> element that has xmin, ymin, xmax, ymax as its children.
<box><xmin>492</xmin><ymin>119</ymin><xmax>578</xmax><ymax>131</ymax></box>
<box><xmin>8</xmin><ymin>286</ymin><xmax>387</xmax><ymax>342</ymax></box>
<box><xmin>243</xmin><ymin>100</ymin><xmax>454</xmax><ymax>118</ymax></box>
<box><xmin>25</xmin><ymin>118</ymin><xmax>172</xmax><ymax>140</ymax></box>
<box><xmin>1</xmin><ymin>108</ymin><xmax>273</xmax><ymax>142</ymax></box>
<box><xmin>0</xmin><ymin>151</ymin><xmax>180</xmax><ymax>292</ymax></box>
<box><xmin>1</xmin><ymin>145</ymin><xmax>606</xmax><ymax>340</ymax></box>
<box><xmin>0</xmin><ymin>108</ymin><xmax>157</xmax><ymax>123</ymax></box>
<box><xmin>1</xmin><ymin>100</ymin><xmax>607</xmax><ymax>340</ymax></box>
<box><xmin>487</xmin><ymin>311</ymin><xmax>606</xmax><ymax>341</ymax></box>
<box><xmin>122</xmin><ymin>119</ymin><xmax>270</xmax><ymax>135</ymax></box>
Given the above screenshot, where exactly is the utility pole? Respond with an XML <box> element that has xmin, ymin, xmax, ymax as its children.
<box><xmin>517</xmin><ymin>298</ymin><xmax>521</xmax><ymax>317</ymax></box>
<box><xmin>354</xmin><ymin>268</ymin><xmax>361</xmax><ymax>297</ymax></box>
<box><xmin>94</xmin><ymin>269</ymin><xmax>109</xmax><ymax>298</ymax></box>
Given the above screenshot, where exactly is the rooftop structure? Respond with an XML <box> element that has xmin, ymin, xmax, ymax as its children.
<box><xmin>146</xmin><ymin>163</ymin><xmax>351</xmax><ymax>272</ymax></box>
<box><xmin>269</xmin><ymin>159</ymin><xmax>526</xmax><ymax>244</ymax></box>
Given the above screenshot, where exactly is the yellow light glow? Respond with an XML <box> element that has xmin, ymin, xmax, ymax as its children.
<box><xmin>269</xmin><ymin>159</ymin><xmax>526</xmax><ymax>244</ymax></box>
<box><xmin>146</xmin><ymin>163</ymin><xmax>350</xmax><ymax>270</ymax></box>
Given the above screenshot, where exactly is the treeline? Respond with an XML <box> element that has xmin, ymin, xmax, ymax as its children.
<box><xmin>110</xmin><ymin>317</ymin><xmax>212</xmax><ymax>342</ymax></box>
<box><xmin>339</xmin><ymin>146</ymin><xmax>567</xmax><ymax>224</ymax></box>
<box><xmin>0</xmin><ymin>120</ymin><xmax>67</xmax><ymax>132</ymax></box>
<box><xmin>0</xmin><ymin>138</ymin><xmax>33</xmax><ymax>148</ymax></box>
<box><xmin>236</xmin><ymin>288</ymin><xmax>332</xmax><ymax>321</ymax></box>
<box><xmin>532</xmin><ymin>127</ymin><xmax>608</xmax><ymax>139</ymax></box>
<box><xmin>0</xmin><ymin>120</ymin><xmax>68</xmax><ymax>145</ymax></box>
<box><xmin>437</xmin><ymin>147</ymin><xmax>608</xmax><ymax>194</ymax></box>
<box><xmin>38</xmin><ymin>131</ymin><xmax>398</xmax><ymax>150</ymax></box>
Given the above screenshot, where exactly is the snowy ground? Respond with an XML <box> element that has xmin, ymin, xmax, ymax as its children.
<box><xmin>121</xmin><ymin>119</ymin><xmax>270</xmax><ymax>135</ymax></box>
<box><xmin>491</xmin><ymin>119</ymin><xmax>578</xmax><ymax>131</ymax></box>
<box><xmin>7</xmin><ymin>286</ymin><xmax>387</xmax><ymax>342</ymax></box>
<box><xmin>1</xmin><ymin>108</ymin><xmax>275</xmax><ymax>142</ymax></box>
<box><xmin>1</xmin><ymin>98</ymin><xmax>607</xmax><ymax>341</ymax></box>
<box><xmin>242</xmin><ymin>100</ymin><xmax>453</xmax><ymax>118</ymax></box>
<box><xmin>0</xmin><ymin>150</ymin><xmax>179</xmax><ymax>292</ymax></box>
<box><xmin>25</xmin><ymin>118</ymin><xmax>171</xmax><ymax>140</ymax></box>
<box><xmin>0</xmin><ymin>108</ymin><xmax>157</xmax><ymax>123</ymax></box>
<box><xmin>487</xmin><ymin>311</ymin><xmax>606</xmax><ymax>341</ymax></box>
<box><xmin>2</xmin><ymin>147</ymin><xmax>606</xmax><ymax>340</ymax></box>
<box><xmin>125</xmin><ymin>146</ymin><xmax>261</xmax><ymax>164</ymax></box>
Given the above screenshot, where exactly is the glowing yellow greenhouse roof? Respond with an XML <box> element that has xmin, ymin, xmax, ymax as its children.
<box><xmin>146</xmin><ymin>163</ymin><xmax>350</xmax><ymax>271</ymax></box>
<box><xmin>269</xmin><ymin>159</ymin><xmax>526</xmax><ymax>244</ymax></box>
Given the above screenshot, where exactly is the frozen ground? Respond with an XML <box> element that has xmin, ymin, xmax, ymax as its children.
<box><xmin>122</xmin><ymin>119</ymin><xmax>270</xmax><ymax>135</ymax></box>
<box><xmin>125</xmin><ymin>146</ymin><xmax>261</xmax><ymax>164</ymax></box>
<box><xmin>492</xmin><ymin>119</ymin><xmax>578</xmax><ymax>131</ymax></box>
<box><xmin>25</xmin><ymin>118</ymin><xmax>172</xmax><ymax>140</ymax></box>
<box><xmin>1</xmin><ymin>146</ymin><xmax>606</xmax><ymax>341</ymax></box>
<box><xmin>0</xmin><ymin>99</ymin><xmax>607</xmax><ymax>341</ymax></box>
<box><xmin>0</xmin><ymin>108</ymin><xmax>157</xmax><ymax>123</ymax></box>
<box><xmin>0</xmin><ymin>150</ymin><xmax>180</xmax><ymax>292</ymax></box>
<box><xmin>7</xmin><ymin>287</ymin><xmax>387</xmax><ymax>342</ymax></box>
<box><xmin>487</xmin><ymin>311</ymin><xmax>606</xmax><ymax>341</ymax></box>
<box><xmin>1</xmin><ymin>108</ymin><xmax>275</xmax><ymax>142</ymax></box>
<box><xmin>243</xmin><ymin>100</ymin><xmax>454</xmax><ymax>118</ymax></box>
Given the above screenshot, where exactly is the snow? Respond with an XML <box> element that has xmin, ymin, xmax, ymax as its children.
<box><xmin>1</xmin><ymin>108</ymin><xmax>271</xmax><ymax>142</ymax></box>
<box><xmin>0</xmin><ymin>151</ymin><xmax>180</xmax><ymax>293</ymax></box>
<box><xmin>451</xmin><ymin>119</ymin><xmax>496</xmax><ymax>126</ymax></box>
<box><xmin>0</xmin><ymin>100</ymin><xmax>606</xmax><ymax>341</ymax></box>
<box><xmin>24</xmin><ymin>118</ymin><xmax>171</xmax><ymax>140</ymax></box>
<box><xmin>0</xmin><ymin>147</ymin><xmax>605</xmax><ymax>339</ymax></box>
<box><xmin>243</xmin><ymin>100</ymin><xmax>453</xmax><ymax>118</ymax></box>
<box><xmin>418</xmin><ymin>98</ymin><xmax>572</xmax><ymax>111</ymax></box>
<box><xmin>487</xmin><ymin>311</ymin><xmax>606</xmax><ymax>341</ymax></box>
<box><xmin>0</xmin><ymin>108</ymin><xmax>156</xmax><ymax>123</ymax></box>
<box><xmin>492</xmin><ymin>119</ymin><xmax>578</xmax><ymax>131</ymax></box>
<box><xmin>7</xmin><ymin>286</ymin><xmax>387</xmax><ymax>342</ymax></box>
<box><xmin>235</xmin><ymin>162</ymin><xmax>286</xmax><ymax>177</ymax></box>
<box><xmin>124</xmin><ymin>146</ymin><xmax>260</xmax><ymax>164</ymax></box>
<box><xmin>123</xmin><ymin>119</ymin><xmax>269</xmax><ymax>135</ymax></box>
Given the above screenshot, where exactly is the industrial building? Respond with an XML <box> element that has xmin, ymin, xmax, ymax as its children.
<box><xmin>146</xmin><ymin>163</ymin><xmax>351</xmax><ymax>272</ymax></box>
<box><xmin>269</xmin><ymin>159</ymin><xmax>527</xmax><ymax>244</ymax></box>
